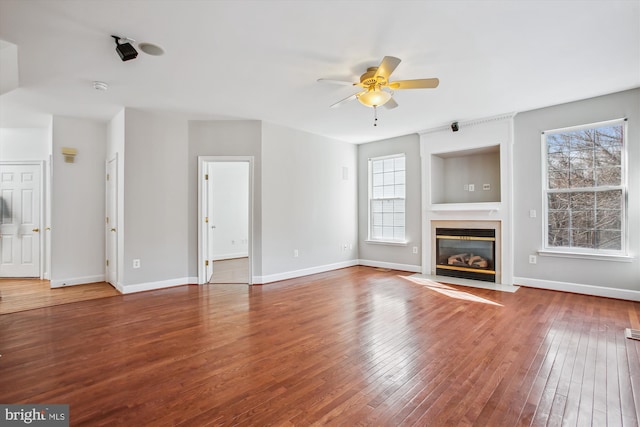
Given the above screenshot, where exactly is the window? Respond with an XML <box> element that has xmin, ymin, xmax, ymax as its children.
<box><xmin>369</xmin><ymin>154</ymin><xmax>406</xmax><ymax>243</ymax></box>
<box><xmin>543</xmin><ymin>119</ymin><xmax>626</xmax><ymax>254</ymax></box>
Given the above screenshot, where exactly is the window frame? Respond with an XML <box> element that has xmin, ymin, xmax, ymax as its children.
<box><xmin>541</xmin><ymin>118</ymin><xmax>628</xmax><ymax>257</ymax></box>
<box><xmin>367</xmin><ymin>153</ymin><xmax>407</xmax><ymax>245</ymax></box>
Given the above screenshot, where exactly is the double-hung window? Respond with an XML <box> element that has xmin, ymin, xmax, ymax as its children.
<box><xmin>543</xmin><ymin>119</ymin><xmax>627</xmax><ymax>255</ymax></box>
<box><xmin>369</xmin><ymin>154</ymin><xmax>406</xmax><ymax>243</ymax></box>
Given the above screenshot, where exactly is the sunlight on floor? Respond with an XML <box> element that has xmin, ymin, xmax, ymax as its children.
<box><xmin>400</xmin><ymin>276</ymin><xmax>503</xmax><ymax>307</ymax></box>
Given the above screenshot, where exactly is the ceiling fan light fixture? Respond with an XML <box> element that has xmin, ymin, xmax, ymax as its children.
<box><xmin>357</xmin><ymin>86</ymin><xmax>391</xmax><ymax>107</ymax></box>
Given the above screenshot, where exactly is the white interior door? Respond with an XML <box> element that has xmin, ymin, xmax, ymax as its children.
<box><xmin>105</xmin><ymin>157</ymin><xmax>118</xmax><ymax>285</ymax></box>
<box><xmin>0</xmin><ymin>163</ymin><xmax>41</xmax><ymax>277</ymax></box>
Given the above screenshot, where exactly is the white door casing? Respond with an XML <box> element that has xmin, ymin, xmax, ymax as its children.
<box><xmin>204</xmin><ymin>164</ymin><xmax>213</xmax><ymax>280</ymax></box>
<box><xmin>105</xmin><ymin>157</ymin><xmax>118</xmax><ymax>285</ymax></box>
<box><xmin>0</xmin><ymin>163</ymin><xmax>42</xmax><ymax>277</ymax></box>
<box><xmin>198</xmin><ymin>156</ymin><xmax>253</xmax><ymax>284</ymax></box>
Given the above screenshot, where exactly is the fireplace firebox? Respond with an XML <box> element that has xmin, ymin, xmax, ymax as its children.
<box><xmin>435</xmin><ymin>228</ymin><xmax>496</xmax><ymax>282</ymax></box>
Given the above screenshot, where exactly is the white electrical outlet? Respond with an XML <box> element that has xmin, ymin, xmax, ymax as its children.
<box><xmin>463</xmin><ymin>184</ymin><xmax>469</xmax><ymax>191</ymax></box>
<box><xmin>483</xmin><ymin>183</ymin><xmax>490</xmax><ymax>191</ymax></box>
<box><xmin>412</xmin><ymin>246</ymin><xmax>418</xmax><ymax>254</ymax></box>
<box><xmin>468</xmin><ymin>184</ymin><xmax>475</xmax><ymax>192</ymax></box>
<box><xmin>529</xmin><ymin>209</ymin><xmax>537</xmax><ymax>218</ymax></box>
<box><xmin>529</xmin><ymin>255</ymin><xmax>537</xmax><ymax>264</ymax></box>
<box><xmin>293</xmin><ymin>249</ymin><xmax>299</xmax><ymax>258</ymax></box>
<box><xmin>133</xmin><ymin>259</ymin><xmax>141</xmax><ymax>268</ymax></box>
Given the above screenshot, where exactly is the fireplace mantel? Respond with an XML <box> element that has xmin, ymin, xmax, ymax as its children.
<box><xmin>430</xmin><ymin>202</ymin><xmax>502</xmax><ymax>212</ymax></box>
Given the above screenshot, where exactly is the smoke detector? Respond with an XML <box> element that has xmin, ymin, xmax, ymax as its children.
<box><xmin>93</xmin><ymin>81</ymin><xmax>108</xmax><ymax>91</ymax></box>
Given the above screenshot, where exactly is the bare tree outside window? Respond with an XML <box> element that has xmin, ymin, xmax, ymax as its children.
<box><xmin>544</xmin><ymin>120</ymin><xmax>625</xmax><ymax>252</ymax></box>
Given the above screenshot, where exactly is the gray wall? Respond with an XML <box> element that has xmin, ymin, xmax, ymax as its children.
<box><xmin>188</xmin><ymin>120</ymin><xmax>263</xmax><ymax>278</ymax></box>
<box><xmin>358</xmin><ymin>133</ymin><xmax>421</xmax><ymax>269</ymax></box>
<box><xmin>514</xmin><ymin>88</ymin><xmax>639</xmax><ymax>291</ymax></box>
<box><xmin>51</xmin><ymin>116</ymin><xmax>106</xmax><ymax>284</ymax></box>
<box><xmin>123</xmin><ymin>109</ymin><xmax>189</xmax><ymax>286</ymax></box>
<box><xmin>261</xmin><ymin>122</ymin><xmax>358</xmax><ymax>279</ymax></box>
<box><xmin>436</xmin><ymin>151</ymin><xmax>501</xmax><ymax>204</ymax></box>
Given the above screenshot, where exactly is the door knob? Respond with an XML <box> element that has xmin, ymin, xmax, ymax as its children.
<box><xmin>110</xmin><ymin>228</ymin><xmax>116</xmax><ymax>232</ymax></box>
<box><xmin>32</xmin><ymin>228</ymin><xmax>39</xmax><ymax>232</ymax></box>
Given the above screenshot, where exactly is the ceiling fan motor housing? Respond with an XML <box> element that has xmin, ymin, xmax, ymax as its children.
<box><xmin>360</xmin><ymin>67</ymin><xmax>384</xmax><ymax>86</ymax></box>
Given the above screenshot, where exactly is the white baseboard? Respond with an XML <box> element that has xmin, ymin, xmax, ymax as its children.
<box><xmin>120</xmin><ymin>276</ymin><xmax>196</xmax><ymax>294</ymax></box>
<box><xmin>50</xmin><ymin>274</ymin><xmax>105</xmax><ymax>288</ymax></box>
<box><xmin>254</xmin><ymin>260</ymin><xmax>359</xmax><ymax>284</ymax></box>
<box><xmin>358</xmin><ymin>259</ymin><xmax>422</xmax><ymax>273</ymax></box>
<box><xmin>514</xmin><ymin>276</ymin><xmax>640</xmax><ymax>302</ymax></box>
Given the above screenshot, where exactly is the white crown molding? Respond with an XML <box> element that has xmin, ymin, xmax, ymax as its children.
<box><xmin>419</xmin><ymin>112</ymin><xmax>518</xmax><ymax>135</ymax></box>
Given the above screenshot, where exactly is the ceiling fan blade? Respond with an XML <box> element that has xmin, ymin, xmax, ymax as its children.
<box><xmin>317</xmin><ymin>78</ymin><xmax>357</xmax><ymax>86</ymax></box>
<box><xmin>384</xmin><ymin>98</ymin><xmax>398</xmax><ymax>109</ymax></box>
<box><xmin>374</xmin><ymin>56</ymin><xmax>401</xmax><ymax>81</ymax></box>
<box><xmin>330</xmin><ymin>92</ymin><xmax>361</xmax><ymax>108</ymax></box>
<box><xmin>388</xmin><ymin>78</ymin><xmax>439</xmax><ymax>90</ymax></box>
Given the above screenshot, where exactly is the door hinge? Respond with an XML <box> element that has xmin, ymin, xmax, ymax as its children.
<box><xmin>205</xmin><ymin>260</ymin><xmax>209</xmax><ymax>266</ymax></box>
<box><xmin>106</xmin><ymin>216</ymin><xmax>109</xmax><ymax>224</ymax></box>
<box><xmin>205</xmin><ymin>216</ymin><xmax>208</xmax><ymax>223</ymax></box>
<box><xmin>205</xmin><ymin>174</ymin><xmax>208</xmax><ymax>180</ymax></box>
<box><xmin>106</xmin><ymin>259</ymin><xmax>109</xmax><ymax>267</ymax></box>
<box><xmin>106</xmin><ymin>173</ymin><xmax>110</xmax><ymax>181</ymax></box>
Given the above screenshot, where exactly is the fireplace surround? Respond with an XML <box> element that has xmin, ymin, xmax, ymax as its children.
<box><xmin>430</xmin><ymin>220</ymin><xmax>502</xmax><ymax>284</ymax></box>
<box><xmin>421</xmin><ymin>114</ymin><xmax>515</xmax><ymax>287</ymax></box>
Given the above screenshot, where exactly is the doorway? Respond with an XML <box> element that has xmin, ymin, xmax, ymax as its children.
<box><xmin>198</xmin><ymin>157</ymin><xmax>253</xmax><ymax>285</ymax></box>
<box><xmin>0</xmin><ymin>162</ymin><xmax>43</xmax><ymax>278</ymax></box>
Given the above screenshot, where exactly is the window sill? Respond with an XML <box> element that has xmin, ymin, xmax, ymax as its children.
<box><xmin>538</xmin><ymin>250</ymin><xmax>634</xmax><ymax>263</ymax></box>
<box><xmin>366</xmin><ymin>240</ymin><xmax>408</xmax><ymax>247</ymax></box>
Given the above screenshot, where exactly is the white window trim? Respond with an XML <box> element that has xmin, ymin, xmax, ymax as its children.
<box><xmin>541</xmin><ymin>118</ymin><xmax>628</xmax><ymax>257</ymax></box>
<box><xmin>368</xmin><ymin>153</ymin><xmax>406</xmax><ymax>245</ymax></box>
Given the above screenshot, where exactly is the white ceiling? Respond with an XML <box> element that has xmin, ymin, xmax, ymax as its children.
<box><xmin>0</xmin><ymin>0</ymin><xmax>638</xmax><ymax>143</ymax></box>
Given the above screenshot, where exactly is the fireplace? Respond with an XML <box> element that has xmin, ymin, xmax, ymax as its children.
<box><xmin>435</xmin><ymin>228</ymin><xmax>496</xmax><ymax>282</ymax></box>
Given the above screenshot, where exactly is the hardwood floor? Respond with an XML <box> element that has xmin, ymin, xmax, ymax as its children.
<box><xmin>0</xmin><ymin>278</ymin><xmax>119</xmax><ymax>315</ymax></box>
<box><xmin>1</xmin><ymin>266</ymin><xmax>639</xmax><ymax>426</ymax></box>
<box><xmin>209</xmin><ymin>257</ymin><xmax>249</xmax><ymax>284</ymax></box>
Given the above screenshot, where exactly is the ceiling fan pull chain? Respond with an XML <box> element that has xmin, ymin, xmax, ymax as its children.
<box><xmin>373</xmin><ymin>105</ymin><xmax>378</xmax><ymax>127</ymax></box>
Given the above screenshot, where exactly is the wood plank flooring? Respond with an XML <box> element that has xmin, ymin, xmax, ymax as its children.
<box><xmin>209</xmin><ymin>257</ymin><xmax>249</xmax><ymax>284</ymax></box>
<box><xmin>0</xmin><ymin>278</ymin><xmax>119</xmax><ymax>315</ymax></box>
<box><xmin>1</xmin><ymin>266</ymin><xmax>639</xmax><ymax>426</ymax></box>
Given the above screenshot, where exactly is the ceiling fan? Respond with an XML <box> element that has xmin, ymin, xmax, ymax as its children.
<box><xmin>318</xmin><ymin>56</ymin><xmax>439</xmax><ymax>112</ymax></box>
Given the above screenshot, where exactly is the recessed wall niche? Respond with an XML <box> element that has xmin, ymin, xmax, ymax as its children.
<box><xmin>430</xmin><ymin>145</ymin><xmax>501</xmax><ymax>204</ymax></box>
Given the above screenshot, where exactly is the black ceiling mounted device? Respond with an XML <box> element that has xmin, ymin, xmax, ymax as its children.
<box><xmin>111</xmin><ymin>35</ymin><xmax>138</xmax><ymax>62</ymax></box>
